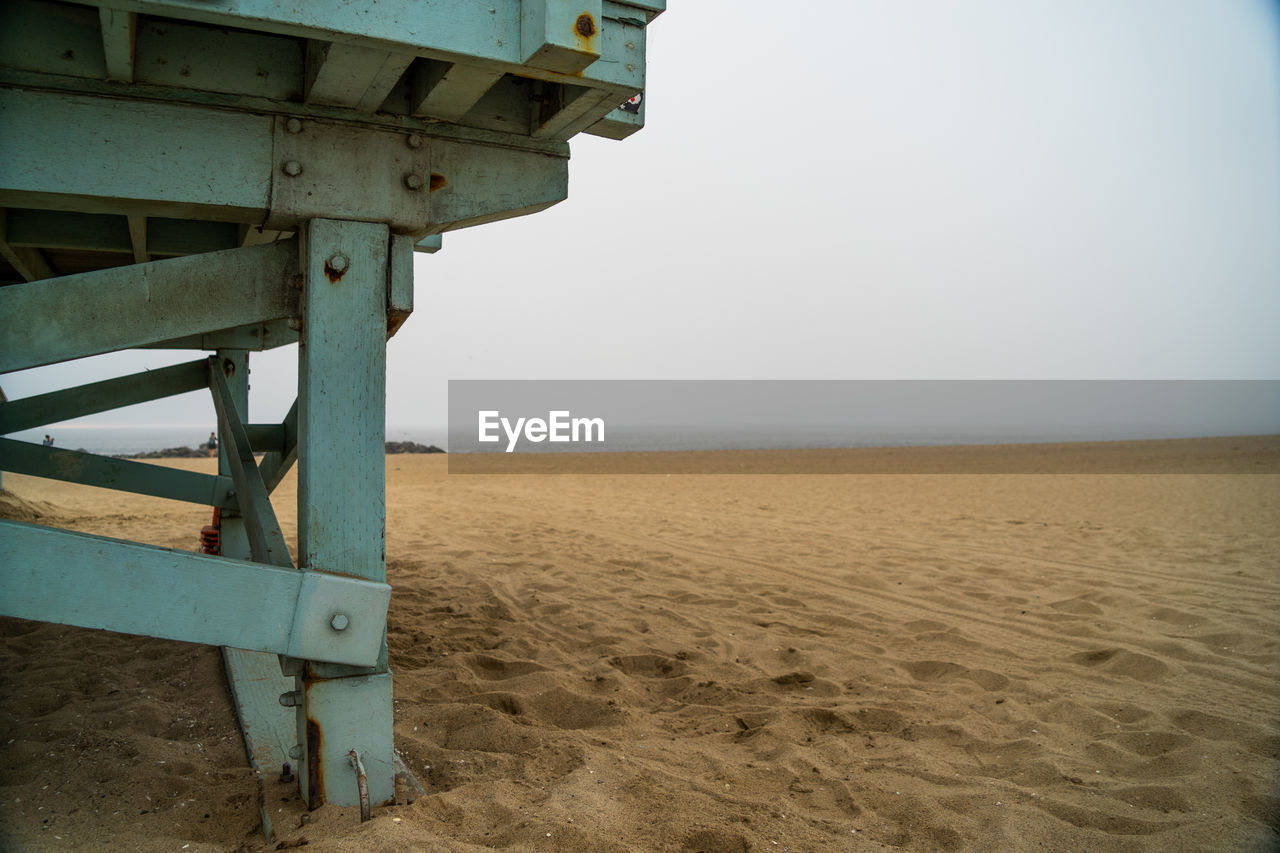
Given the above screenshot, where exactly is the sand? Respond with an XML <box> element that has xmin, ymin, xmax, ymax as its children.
<box><xmin>1</xmin><ymin>437</ymin><xmax>1277</xmax><ymax>852</ymax></box>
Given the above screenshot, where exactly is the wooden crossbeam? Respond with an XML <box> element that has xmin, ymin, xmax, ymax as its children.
<box><xmin>0</xmin><ymin>519</ymin><xmax>390</xmax><ymax>667</ymax></box>
<box><xmin>305</xmin><ymin>41</ymin><xmax>414</xmax><ymax>112</ymax></box>
<box><xmin>0</xmin><ymin>359</ymin><xmax>208</xmax><ymax>434</ymax></box>
<box><xmin>0</xmin><ymin>209</ymin><xmax>54</xmax><ymax>283</ymax></box>
<box><xmin>409</xmin><ymin>60</ymin><xmax>505</xmax><ymax>123</ymax></box>
<box><xmin>98</xmin><ymin>8</ymin><xmax>138</xmax><ymax>83</ymax></box>
<box><xmin>0</xmin><ymin>239</ymin><xmax>298</xmax><ymax>372</ymax></box>
<box><xmin>0</xmin><ymin>438</ymin><xmax>236</xmax><ymax>508</ymax></box>
<box><xmin>208</xmin><ymin>356</ymin><xmax>293</xmax><ymax>568</ymax></box>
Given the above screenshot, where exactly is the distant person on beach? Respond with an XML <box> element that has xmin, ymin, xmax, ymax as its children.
<box><xmin>206</xmin><ymin>431</ymin><xmax>218</xmax><ymax>457</ymax></box>
<box><xmin>42</xmin><ymin>435</ymin><xmax>53</xmax><ymax>447</ymax></box>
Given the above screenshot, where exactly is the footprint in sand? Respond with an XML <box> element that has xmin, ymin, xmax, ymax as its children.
<box><xmin>463</xmin><ymin>653</ymin><xmax>547</xmax><ymax>680</ymax></box>
<box><xmin>1068</xmin><ymin>648</ymin><xmax>1170</xmax><ymax>682</ymax></box>
<box><xmin>607</xmin><ymin>654</ymin><xmax>688</xmax><ymax>678</ymax></box>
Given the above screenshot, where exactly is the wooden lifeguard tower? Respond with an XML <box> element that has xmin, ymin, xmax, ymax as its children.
<box><xmin>0</xmin><ymin>0</ymin><xmax>661</xmax><ymax>837</ymax></box>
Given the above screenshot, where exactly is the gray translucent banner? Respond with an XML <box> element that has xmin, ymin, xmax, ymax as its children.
<box><xmin>447</xmin><ymin>380</ymin><xmax>1280</xmax><ymax>474</ymax></box>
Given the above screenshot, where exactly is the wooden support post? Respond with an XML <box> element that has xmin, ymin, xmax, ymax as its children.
<box><xmin>296</xmin><ymin>218</ymin><xmax>395</xmax><ymax>810</ymax></box>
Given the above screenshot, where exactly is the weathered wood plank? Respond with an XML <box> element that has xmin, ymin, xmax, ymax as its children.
<box><xmin>0</xmin><ymin>519</ymin><xmax>390</xmax><ymax>667</ymax></box>
<box><xmin>0</xmin><ymin>359</ymin><xmax>208</xmax><ymax>434</ymax></box>
<box><xmin>0</xmin><ymin>239</ymin><xmax>297</xmax><ymax>372</ymax></box>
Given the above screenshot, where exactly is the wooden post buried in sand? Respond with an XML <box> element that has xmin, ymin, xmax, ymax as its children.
<box><xmin>0</xmin><ymin>0</ymin><xmax>664</xmax><ymax>835</ymax></box>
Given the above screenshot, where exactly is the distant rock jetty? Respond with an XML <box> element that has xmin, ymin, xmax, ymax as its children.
<box><xmin>123</xmin><ymin>446</ymin><xmax>208</xmax><ymax>459</ymax></box>
<box><xmin>384</xmin><ymin>441</ymin><xmax>445</xmax><ymax>454</ymax></box>
<box><xmin>120</xmin><ymin>441</ymin><xmax>444</xmax><ymax>459</ymax></box>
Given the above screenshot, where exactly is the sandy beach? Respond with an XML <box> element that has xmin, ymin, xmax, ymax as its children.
<box><xmin>1</xmin><ymin>437</ymin><xmax>1277</xmax><ymax>851</ymax></box>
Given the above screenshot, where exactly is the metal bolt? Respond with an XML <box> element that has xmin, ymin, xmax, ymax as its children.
<box><xmin>226</xmin><ymin>489</ymin><xmax>236</xmax><ymax>498</ymax></box>
<box><xmin>279</xmin><ymin>690</ymin><xmax>302</xmax><ymax>707</ymax></box>
<box><xmin>279</xmin><ymin>763</ymin><xmax>295</xmax><ymax>784</ymax></box>
<box><xmin>285</xmin><ymin>117</ymin><xmax>303</xmax><ymax>134</ymax></box>
<box><xmin>299</xmin><ymin>814</ymin><xmax>311</xmax><ymax>826</ymax></box>
<box><xmin>282</xmin><ymin>160</ymin><xmax>302</xmax><ymax>177</ymax></box>
<box><xmin>326</xmin><ymin>253</ymin><xmax>349</xmax><ymax>272</ymax></box>
<box><xmin>330</xmin><ymin>613</ymin><xmax>349</xmax><ymax>632</ymax></box>
<box><xmin>287</xmin><ymin>317</ymin><xmax>302</xmax><ymax>331</ymax></box>
<box><xmin>404</xmin><ymin>173</ymin><xmax>424</xmax><ymax>191</ymax></box>
<box><xmin>406</xmin><ymin>133</ymin><xmax>423</xmax><ymax>149</ymax></box>
<box><xmin>288</xmin><ymin>744</ymin><xmax>303</xmax><ymax>760</ymax></box>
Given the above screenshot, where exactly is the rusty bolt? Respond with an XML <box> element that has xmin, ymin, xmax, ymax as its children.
<box><xmin>327</xmin><ymin>253</ymin><xmax>348</xmax><ymax>272</ymax></box>
<box><xmin>282</xmin><ymin>160</ymin><xmax>302</xmax><ymax>177</ymax></box>
<box><xmin>330</xmin><ymin>613</ymin><xmax>349</xmax><ymax>632</ymax></box>
<box><xmin>279</xmin><ymin>763</ymin><xmax>295</xmax><ymax>784</ymax></box>
<box><xmin>285</xmin><ymin>117</ymin><xmax>303</xmax><ymax>134</ymax></box>
<box><xmin>406</xmin><ymin>133</ymin><xmax>423</xmax><ymax>149</ymax></box>
<box><xmin>287</xmin><ymin>317</ymin><xmax>302</xmax><ymax>331</ymax></box>
<box><xmin>290</xmin><ymin>273</ymin><xmax>304</xmax><ymax>289</ymax></box>
<box><xmin>279</xmin><ymin>690</ymin><xmax>302</xmax><ymax>708</ymax></box>
<box><xmin>404</xmin><ymin>173</ymin><xmax>425</xmax><ymax>191</ymax></box>
<box><xmin>299</xmin><ymin>814</ymin><xmax>311</xmax><ymax>826</ymax></box>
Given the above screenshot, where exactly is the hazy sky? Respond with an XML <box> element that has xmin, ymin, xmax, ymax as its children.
<box><xmin>5</xmin><ymin>0</ymin><xmax>1278</xmax><ymax>433</ymax></box>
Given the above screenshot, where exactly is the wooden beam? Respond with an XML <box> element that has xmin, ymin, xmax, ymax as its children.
<box><xmin>305</xmin><ymin>40</ymin><xmax>414</xmax><ymax>112</ymax></box>
<box><xmin>98</xmin><ymin>8</ymin><xmax>138</xmax><ymax>83</ymax></box>
<box><xmin>409</xmin><ymin>59</ymin><xmax>504</xmax><ymax>123</ymax></box>
<box><xmin>531</xmin><ymin>84</ymin><xmax>616</xmax><ymax>140</ymax></box>
<box><xmin>0</xmin><ymin>209</ymin><xmax>54</xmax><ymax>282</ymax></box>
<box><xmin>208</xmin><ymin>357</ymin><xmax>292</xmax><ymax>568</ymax></box>
<box><xmin>127</xmin><ymin>214</ymin><xmax>148</xmax><ymax>263</ymax></box>
<box><xmin>0</xmin><ymin>359</ymin><xmax>209</xmax><ymax>434</ymax></box>
<box><xmin>0</xmin><ymin>519</ymin><xmax>391</xmax><ymax>668</ymax></box>
<box><xmin>57</xmin><ymin>0</ymin><xmax>652</xmax><ymax>90</ymax></box>
<box><xmin>0</xmin><ymin>239</ymin><xmax>298</xmax><ymax>373</ymax></box>
<box><xmin>521</xmin><ymin>0</ymin><xmax>603</xmax><ymax>74</ymax></box>
<box><xmin>0</xmin><ymin>438</ymin><xmax>236</xmax><ymax>509</ymax></box>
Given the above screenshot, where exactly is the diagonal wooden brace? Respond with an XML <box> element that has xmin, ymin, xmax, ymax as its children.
<box><xmin>0</xmin><ymin>519</ymin><xmax>390</xmax><ymax>667</ymax></box>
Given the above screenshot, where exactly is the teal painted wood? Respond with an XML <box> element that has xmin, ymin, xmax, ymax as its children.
<box><xmin>428</xmin><ymin>138</ymin><xmax>568</xmax><ymax>232</ymax></box>
<box><xmin>221</xmin><ymin>646</ymin><xmax>288</xmax><ymax>843</ymax></box>
<box><xmin>258</xmin><ymin>398</ymin><xmax>299</xmax><ymax>493</ymax></box>
<box><xmin>4</xmin><ymin>209</ymin><xmax>133</xmax><ymax>254</ymax></box>
<box><xmin>0</xmin><ymin>239</ymin><xmax>298</xmax><ymax>372</ymax></box>
<box><xmin>296</xmin><ymin>218</ymin><xmax>395</xmax><ymax>808</ymax></box>
<box><xmin>409</xmin><ymin>61</ymin><xmax>505</xmax><ymax>124</ymax></box>
<box><xmin>414</xmin><ymin>234</ymin><xmax>443</xmax><ymax>254</ymax></box>
<box><xmin>0</xmin><ymin>519</ymin><xmax>390</xmax><ymax>666</ymax></box>
<box><xmin>2</xmin><ymin>88</ymin><xmax>571</xmax><ymax>237</ymax></box>
<box><xmin>261</xmin><ymin>114</ymin><xmax>431</xmax><ymax>234</ymax></box>
<box><xmin>532</xmin><ymin>85</ymin><xmax>616</xmax><ymax>140</ymax></box>
<box><xmin>0</xmin><ymin>438</ymin><xmax>236</xmax><ymax>508</ymax></box>
<box><xmin>208</xmin><ymin>357</ymin><xmax>293</xmax><ymax>569</ymax></box>
<box><xmin>143</xmin><ymin>319</ymin><xmax>299</xmax><ymax>353</ymax></box>
<box><xmin>0</xmin><ymin>87</ymin><xmax>273</xmax><ymax>221</ymax></box>
<box><xmin>305</xmin><ymin>41</ymin><xmax>414</xmax><ymax>112</ymax></box>
<box><xmin>98</xmin><ymin>8</ymin><xmax>137</xmax><ymax>83</ymax></box>
<box><xmin>52</xmin><ymin>0</ymin><xmax>654</xmax><ymax>89</ymax></box>
<box><xmin>216</xmin><ymin>346</ymin><xmax>299</xmax><ymax>833</ymax></box>
<box><xmin>387</xmin><ymin>234</ymin><xmax>416</xmax><ymax>339</ymax></box>
<box><xmin>0</xmin><ymin>359</ymin><xmax>208</xmax><ymax>434</ymax></box>
<box><xmin>298</xmin><ymin>220</ymin><xmax>388</xmax><ymax>586</ymax></box>
<box><xmin>585</xmin><ymin>97</ymin><xmax>644</xmax><ymax>140</ymax></box>
<box><xmin>522</xmin><ymin>0</ymin><xmax>604</xmax><ymax>74</ymax></box>
<box><xmin>3</xmin><ymin>209</ymin><xmax>237</xmax><ymax>270</ymax></box>
<box><xmin>0</xmin><ymin>209</ymin><xmax>54</xmax><ymax>282</ymax></box>
<box><xmin>302</xmin><ymin>672</ymin><xmax>396</xmax><ymax>809</ymax></box>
